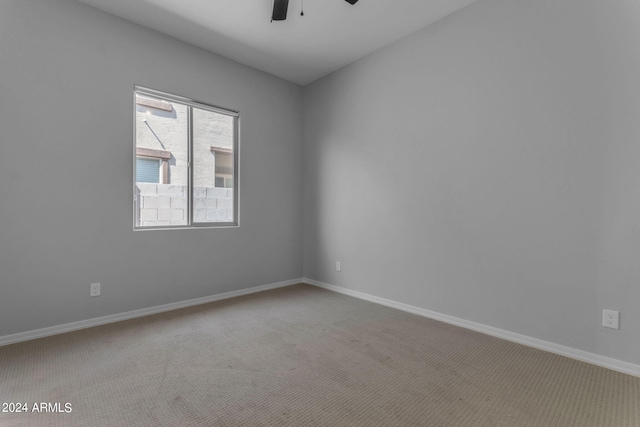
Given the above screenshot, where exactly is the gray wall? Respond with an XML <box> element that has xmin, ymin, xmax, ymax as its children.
<box><xmin>0</xmin><ymin>0</ymin><xmax>303</xmax><ymax>336</ymax></box>
<box><xmin>303</xmin><ymin>0</ymin><xmax>640</xmax><ymax>365</ymax></box>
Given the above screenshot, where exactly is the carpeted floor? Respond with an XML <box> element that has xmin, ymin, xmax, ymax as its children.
<box><xmin>0</xmin><ymin>284</ymin><xmax>638</xmax><ymax>426</ymax></box>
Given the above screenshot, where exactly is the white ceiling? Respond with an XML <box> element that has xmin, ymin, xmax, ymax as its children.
<box><xmin>75</xmin><ymin>0</ymin><xmax>476</xmax><ymax>85</ymax></box>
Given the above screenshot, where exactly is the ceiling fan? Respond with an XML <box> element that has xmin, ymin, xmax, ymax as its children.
<box><xmin>272</xmin><ymin>0</ymin><xmax>359</xmax><ymax>21</ymax></box>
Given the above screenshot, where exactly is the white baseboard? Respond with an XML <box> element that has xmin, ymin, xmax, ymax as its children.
<box><xmin>5</xmin><ymin>277</ymin><xmax>638</xmax><ymax>377</ymax></box>
<box><xmin>0</xmin><ymin>278</ymin><xmax>303</xmax><ymax>347</ymax></box>
<box><xmin>303</xmin><ymin>278</ymin><xmax>640</xmax><ymax>378</ymax></box>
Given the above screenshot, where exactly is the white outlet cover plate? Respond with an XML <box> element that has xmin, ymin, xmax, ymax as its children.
<box><xmin>90</xmin><ymin>282</ymin><xmax>101</xmax><ymax>297</ymax></box>
<box><xmin>602</xmin><ymin>309</ymin><xmax>619</xmax><ymax>329</ymax></box>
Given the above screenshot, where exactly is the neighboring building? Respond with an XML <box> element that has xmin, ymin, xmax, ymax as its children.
<box><xmin>135</xmin><ymin>94</ymin><xmax>234</xmax><ymax>188</ymax></box>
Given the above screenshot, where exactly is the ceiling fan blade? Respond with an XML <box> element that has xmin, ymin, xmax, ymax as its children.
<box><xmin>272</xmin><ymin>0</ymin><xmax>289</xmax><ymax>21</ymax></box>
<box><xmin>345</xmin><ymin>0</ymin><xmax>359</xmax><ymax>4</ymax></box>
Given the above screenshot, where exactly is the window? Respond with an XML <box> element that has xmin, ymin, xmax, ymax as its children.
<box><xmin>211</xmin><ymin>147</ymin><xmax>234</xmax><ymax>188</ymax></box>
<box><xmin>134</xmin><ymin>86</ymin><xmax>239</xmax><ymax>229</ymax></box>
<box><xmin>135</xmin><ymin>147</ymin><xmax>171</xmax><ymax>184</ymax></box>
<box><xmin>135</xmin><ymin>157</ymin><xmax>161</xmax><ymax>183</ymax></box>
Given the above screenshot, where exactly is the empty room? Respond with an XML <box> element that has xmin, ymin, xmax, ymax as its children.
<box><xmin>1</xmin><ymin>0</ymin><xmax>639</xmax><ymax>425</ymax></box>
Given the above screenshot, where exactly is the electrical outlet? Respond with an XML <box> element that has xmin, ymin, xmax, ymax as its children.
<box><xmin>90</xmin><ymin>282</ymin><xmax>101</xmax><ymax>297</ymax></box>
<box><xmin>602</xmin><ymin>309</ymin><xmax>619</xmax><ymax>329</ymax></box>
<box><xmin>336</xmin><ymin>261</ymin><xmax>341</xmax><ymax>272</ymax></box>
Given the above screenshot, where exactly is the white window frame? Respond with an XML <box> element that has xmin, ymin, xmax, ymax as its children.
<box><xmin>133</xmin><ymin>86</ymin><xmax>240</xmax><ymax>230</ymax></box>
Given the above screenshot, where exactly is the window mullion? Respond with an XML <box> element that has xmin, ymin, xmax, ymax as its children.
<box><xmin>187</xmin><ymin>105</ymin><xmax>193</xmax><ymax>226</ymax></box>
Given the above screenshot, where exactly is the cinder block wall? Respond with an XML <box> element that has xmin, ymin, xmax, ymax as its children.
<box><xmin>136</xmin><ymin>183</ymin><xmax>234</xmax><ymax>227</ymax></box>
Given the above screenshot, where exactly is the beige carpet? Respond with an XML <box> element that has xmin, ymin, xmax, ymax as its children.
<box><xmin>0</xmin><ymin>284</ymin><xmax>638</xmax><ymax>426</ymax></box>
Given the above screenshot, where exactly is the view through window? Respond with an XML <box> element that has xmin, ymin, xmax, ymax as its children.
<box><xmin>134</xmin><ymin>87</ymin><xmax>238</xmax><ymax>228</ymax></box>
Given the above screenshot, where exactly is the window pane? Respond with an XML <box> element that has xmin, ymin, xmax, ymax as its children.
<box><xmin>192</xmin><ymin>108</ymin><xmax>235</xmax><ymax>223</ymax></box>
<box><xmin>134</xmin><ymin>94</ymin><xmax>188</xmax><ymax>227</ymax></box>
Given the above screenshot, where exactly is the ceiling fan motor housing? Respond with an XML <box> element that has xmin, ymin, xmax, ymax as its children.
<box><xmin>272</xmin><ymin>0</ymin><xmax>289</xmax><ymax>21</ymax></box>
<box><xmin>273</xmin><ymin>0</ymin><xmax>357</xmax><ymax>22</ymax></box>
